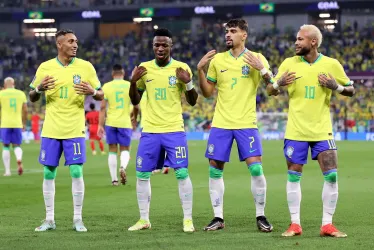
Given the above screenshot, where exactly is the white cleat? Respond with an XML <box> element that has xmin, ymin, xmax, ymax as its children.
<box><xmin>35</xmin><ymin>220</ymin><xmax>56</xmax><ymax>232</ymax></box>
<box><xmin>73</xmin><ymin>219</ymin><xmax>87</xmax><ymax>232</ymax></box>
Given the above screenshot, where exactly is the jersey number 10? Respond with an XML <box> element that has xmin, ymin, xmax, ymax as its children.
<box><xmin>304</xmin><ymin>86</ymin><xmax>315</xmax><ymax>99</ymax></box>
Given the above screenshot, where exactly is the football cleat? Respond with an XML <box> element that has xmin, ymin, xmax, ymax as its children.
<box><xmin>73</xmin><ymin>219</ymin><xmax>87</xmax><ymax>232</ymax></box>
<box><xmin>203</xmin><ymin>217</ymin><xmax>225</xmax><ymax>231</ymax></box>
<box><xmin>120</xmin><ymin>168</ymin><xmax>127</xmax><ymax>185</ymax></box>
<box><xmin>282</xmin><ymin>223</ymin><xmax>302</xmax><ymax>237</ymax></box>
<box><xmin>128</xmin><ymin>219</ymin><xmax>151</xmax><ymax>231</ymax></box>
<box><xmin>92</xmin><ymin>150</ymin><xmax>97</xmax><ymax>156</ymax></box>
<box><xmin>257</xmin><ymin>216</ymin><xmax>273</xmax><ymax>232</ymax></box>
<box><xmin>183</xmin><ymin>219</ymin><xmax>195</xmax><ymax>233</ymax></box>
<box><xmin>320</xmin><ymin>224</ymin><xmax>347</xmax><ymax>238</ymax></box>
<box><xmin>35</xmin><ymin>220</ymin><xmax>56</xmax><ymax>232</ymax></box>
<box><xmin>112</xmin><ymin>180</ymin><xmax>119</xmax><ymax>186</ymax></box>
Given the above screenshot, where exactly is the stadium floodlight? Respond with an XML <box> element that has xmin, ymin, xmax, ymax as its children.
<box><xmin>153</xmin><ymin>25</ymin><xmax>158</xmax><ymax>30</ymax></box>
<box><xmin>326</xmin><ymin>25</ymin><xmax>335</xmax><ymax>29</ymax></box>
<box><xmin>24</xmin><ymin>19</ymin><xmax>55</xmax><ymax>23</ymax></box>
<box><xmin>319</xmin><ymin>13</ymin><xmax>330</xmax><ymax>18</ymax></box>
<box><xmin>133</xmin><ymin>17</ymin><xmax>152</xmax><ymax>23</ymax></box>
<box><xmin>33</xmin><ymin>28</ymin><xmax>57</xmax><ymax>33</ymax></box>
<box><xmin>324</xmin><ymin>19</ymin><xmax>338</xmax><ymax>24</ymax></box>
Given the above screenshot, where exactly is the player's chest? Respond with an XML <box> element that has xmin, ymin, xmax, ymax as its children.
<box><xmin>143</xmin><ymin>69</ymin><xmax>181</xmax><ymax>89</ymax></box>
<box><xmin>48</xmin><ymin>67</ymin><xmax>88</xmax><ymax>87</ymax></box>
<box><xmin>217</xmin><ymin>62</ymin><xmax>259</xmax><ymax>89</ymax></box>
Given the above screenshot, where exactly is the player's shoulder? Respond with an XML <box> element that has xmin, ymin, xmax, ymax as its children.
<box><xmin>171</xmin><ymin>58</ymin><xmax>190</xmax><ymax>69</ymax></box>
<box><xmin>139</xmin><ymin>60</ymin><xmax>154</xmax><ymax>68</ymax></box>
<box><xmin>74</xmin><ymin>58</ymin><xmax>95</xmax><ymax>68</ymax></box>
<box><xmin>39</xmin><ymin>58</ymin><xmax>56</xmax><ymax>69</ymax></box>
<box><xmin>320</xmin><ymin>54</ymin><xmax>340</xmax><ymax>65</ymax></box>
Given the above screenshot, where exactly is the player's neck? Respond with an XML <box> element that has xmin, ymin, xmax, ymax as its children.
<box><xmin>57</xmin><ymin>54</ymin><xmax>74</xmax><ymax>66</ymax></box>
<box><xmin>230</xmin><ymin>45</ymin><xmax>246</xmax><ymax>58</ymax></box>
<box><xmin>302</xmin><ymin>50</ymin><xmax>320</xmax><ymax>64</ymax></box>
<box><xmin>155</xmin><ymin>57</ymin><xmax>171</xmax><ymax>67</ymax></box>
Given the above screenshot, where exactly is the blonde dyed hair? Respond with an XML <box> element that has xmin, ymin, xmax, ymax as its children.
<box><xmin>299</xmin><ymin>24</ymin><xmax>323</xmax><ymax>48</ymax></box>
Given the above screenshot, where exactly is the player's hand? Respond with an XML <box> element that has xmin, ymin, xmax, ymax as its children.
<box><xmin>243</xmin><ymin>51</ymin><xmax>264</xmax><ymax>71</ymax></box>
<box><xmin>130</xmin><ymin>66</ymin><xmax>147</xmax><ymax>84</ymax></box>
<box><xmin>197</xmin><ymin>50</ymin><xmax>216</xmax><ymax>71</ymax></box>
<box><xmin>176</xmin><ymin>67</ymin><xmax>191</xmax><ymax>84</ymax></box>
<box><xmin>318</xmin><ymin>73</ymin><xmax>338</xmax><ymax>90</ymax></box>
<box><xmin>73</xmin><ymin>81</ymin><xmax>95</xmax><ymax>95</ymax></box>
<box><xmin>37</xmin><ymin>75</ymin><xmax>56</xmax><ymax>91</ymax></box>
<box><xmin>97</xmin><ymin>126</ymin><xmax>105</xmax><ymax>138</ymax></box>
<box><xmin>277</xmin><ymin>70</ymin><xmax>296</xmax><ymax>86</ymax></box>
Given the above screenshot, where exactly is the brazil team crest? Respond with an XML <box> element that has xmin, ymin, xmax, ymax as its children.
<box><xmin>168</xmin><ymin>76</ymin><xmax>177</xmax><ymax>88</ymax></box>
<box><xmin>208</xmin><ymin>144</ymin><xmax>214</xmax><ymax>155</ymax></box>
<box><xmin>286</xmin><ymin>146</ymin><xmax>294</xmax><ymax>158</ymax></box>
<box><xmin>242</xmin><ymin>65</ymin><xmax>250</xmax><ymax>76</ymax></box>
<box><xmin>137</xmin><ymin>156</ymin><xmax>143</xmax><ymax>167</ymax></box>
<box><xmin>41</xmin><ymin>150</ymin><xmax>46</xmax><ymax>161</ymax></box>
<box><xmin>73</xmin><ymin>74</ymin><xmax>81</xmax><ymax>84</ymax></box>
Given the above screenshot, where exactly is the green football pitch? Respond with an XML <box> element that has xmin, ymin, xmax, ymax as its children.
<box><xmin>0</xmin><ymin>140</ymin><xmax>372</xmax><ymax>249</ymax></box>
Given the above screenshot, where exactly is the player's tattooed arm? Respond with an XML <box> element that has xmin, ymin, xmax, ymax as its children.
<box><xmin>176</xmin><ymin>67</ymin><xmax>198</xmax><ymax>106</ymax></box>
<box><xmin>318</xmin><ymin>73</ymin><xmax>355</xmax><ymax>97</ymax></box>
<box><xmin>266</xmin><ymin>83</ymin><xmax>280</xmax><ymax>96</ymax></box>
<box><xmin>129</xmin><ymin>66</ymin><xmax>147</xmax><ymax>105</ymax></box>
<box><xmin>74</xmin><ymin>81</ymin><xmax>104</xmax><ymax>100</ymax></box>
<box><xmin>29</xmin><ymin>76</ymin><xmax>56</xmax><ymax>102</ymax></box>
<box><xmin>197</xmin><ymin>50</ymin><xmax>216</xmax><ymax>98</ymax></box>
<box><xmin>266</xmin><ymin>70</ymin><xmax>296</xmax><ymax>96</ymax></box>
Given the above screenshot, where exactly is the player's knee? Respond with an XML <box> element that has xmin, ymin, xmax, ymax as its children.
<box><xmin>136</xmin><ymin>171</ymin><xmax>151</xmax><ymax>180</ymax></box>
<box><xmin>69</xmin><ymin>164</ymin><xmax>83</xmax><ymax>178</ymax></box>
<box><xmin>248</xmin><ymin>163</ymin><xmax>263</xmax><ymax>176</ymax></box>
<box><xmin>324</xmin><ymin>170</ymin><xmax>337</xmax><ymax>183</ymax></box>
<box><xmin>175</xmin><ymin>168</ymin><xmax>189</xmax><ymax>180</ymax></box>
<box><xmin>209</xmin><ymin>166</ymin><xmax>223</xmax><ymax>179</ymax></box>
<box><xmin>44</xmin><ymin>166</ymin><xmax>57</xmax><ymax>180</ymax></box>
<box><xmin>288</xmin><ymin>170</ymin><xmax>302</xmax><ymax>182</ymax></box>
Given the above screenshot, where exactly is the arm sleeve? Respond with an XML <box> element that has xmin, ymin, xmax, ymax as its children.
<box><xmin>29</xmin><ymin>64</ymin><xmax>45</xmax><ymax>89</ymax></box>
<box><xmin>206</xmin><ymin>58</ymin><xmax>217</xmax><ymax>84</ymax></box>
<box><xmin>102</xmin><ymin>85</ymin><xmax>108</xmax><ymax>100</ymax></box>
<box><xmin>332</xmin><ymin>59</ymin><xmax>353</xmax><ymax>86</ymax></box>
<box><xmin>87</xmin><ymin>63</ymin><xmax>102</xmax><ymax>90</ymax></box>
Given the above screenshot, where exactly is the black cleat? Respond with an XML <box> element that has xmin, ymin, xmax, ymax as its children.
<box><xmin>256</xmin><ymin>216</ymin><xmax>273</xmax><ymax>232</ymax></box>
<box><xmin>203</xmin><ymin>217</ymin><xmax>225</xmax><ymax>231</ymax></box>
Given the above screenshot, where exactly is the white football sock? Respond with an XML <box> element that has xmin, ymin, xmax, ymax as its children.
<box><xmin>209</xmin><ymin>177</ymin><xmax>224</xmax><ymax>219</ymax></box>
<box><xmin>287</xmin><ymin>181</ymin><xmax>302</xmax><ymax>225</ymax></box>
<box><xmin>251</xmin><ymin>175</ymin><xmax>267</xmax><ymax>217</ymax></box>
<box><xmin>322</xmin><ymin>181</ymin><xmax>338</xmax><ymax>226</ymax></box>
<box><xmin>178</xmin><ymin>177</ymin><xmax>193</xmax><ymax>220</ymax></box>
<box><xmin>72</xmin><ymin>177</ymin><xmax>85</xmax><ymax>221</ymax></box>
<box><xmin>2</xmin><ymin>149</ymin><xmax>10</xmax><ymax>175</ymax></box>
<box><xmin>14</xmin><ymin>147</ymin><xmax>23</xmax><ymax>162</ymax></box>
<box><xmin>137</xmin><ymin>178</ymin><xmax>151</xmax><ymax>221</ymax></box>
<box><xmin>120</xmin><ymin>150</ymin><xmax>130</xmax><ymax>170</ymax></box>
<box><xmin>43</xmin><ymin>179</ymin><xmax>55</xmax><ymax>221</ymax></box>
<box><xmin>108</xmin><ymin>153</ymin><xmax>118</xmax><ymax>182</ymax></box>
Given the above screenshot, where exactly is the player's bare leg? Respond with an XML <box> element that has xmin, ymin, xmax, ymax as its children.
<box><xmin>2</xmin><ymin>144</ymin><xmax>11</xmax><ymax>176</ymax></box>
<box><xmin>108</xmin><ymin>144</ymin><xmax>118</xmax><ymax>185</ymax></box>
<box><xmin>13</xmin><ymin>144</ymin><xmax>23</xmax><ymax>175</ymax></box>
<box><xmin>318</xmin><ymin>150</ymin><xmax>346</xmax><ymax>238</ymax></box>
<box><xmin>204</xmin><ymin>159</ymin><xmax>225</xmax><ymax>231</ymax></box>
<box><xmin>282</xmin><ymin>161</ymin><xmax>303</xmax><ymax>237</ymax></box>
<box><xmin>245</xmin><ymin>156</ymin><xmax>272</xmax><ymax>232</ymax></box>
<box><xmin>119</xmin><ymin>145</ymin><xmax>130</xmax><ymax>185</ymax></box>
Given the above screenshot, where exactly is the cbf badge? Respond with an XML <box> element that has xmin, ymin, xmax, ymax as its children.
<box><xmin>208</xmin><ymin>144</ymin><xmax>214</xmax><ymax>155</ymax></box>
<box><xmin>137</xmin><ymin>156</ymin><xmax>143</xmax><ymax>168</ymax></box>
<box><xmin>41</xmin><ymin>150</ymin><xmax>46</xmax><ymax>161</ymax></box>
<box><xmin>242</xmin><ymin>65</ymin><xmax>250</xmax><ymax>76</ymax></box>
<box><xmin>286</xmin><ymin>146</ymin><xmax>294</xmax><ymax>158</ymax></box>
<box><xmin>168</xmin><ymin>76</ymin><xmax>177</xmax><ymax>87</ymax></box>
<box><xmin>73</xmin><ymin>74</ymin><xmax>81</xmax><ymax>84</ymax></box>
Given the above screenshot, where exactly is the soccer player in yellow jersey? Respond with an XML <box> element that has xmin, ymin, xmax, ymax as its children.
<box><xmin>197</xmin><ymin>19</ymin><xmax>274</xmax><ymax>232</ymax></box>
<box><xmin>98</xmin><ymin>64</ymin><xmax>138</xmax><ymax>186</ymax></box>
<box><xmin>128</xmin><ymin>28</ymin><xmax>198</xmax><ymax>232</ymax></box>
<box><xmin>29</xmin><ymin>29</ymin><xmax>104</xmax><ymax>232</ymax></box>
<box><xmin>267</xmin><ymin>25</ymin><xmax>355</xmax><ymax>238</ymax></box>
<box><xmin>0</xmin><ymin>77</ymin><xmax>27</xmax><ymax>176</ymax></box>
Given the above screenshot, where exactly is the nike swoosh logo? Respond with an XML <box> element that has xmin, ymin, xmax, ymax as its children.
<box><xmin>220</xmin><ymin>69</ymin><xmax>228</xmax><ymax>73</ymax></box>
<box><xmin>295</xmin><ymin>76</ymin><xmax>303</xmax><ymax>80</ymax></box>
<box><xmin>177</xmin><ymin>160</ymin><xmax>185</xmax><ymax>164</ymax></box>
<box><xmin>249</xmin><ymin>149</ymin><xmax>257</xmax><ymax>153</ymax></box>
<box><xmin>73</xmin><ymin>157</ymin><xmax>81</xmax><ymax>160</ymax></box>
<box><xmin>146</xmin><ymin>79</ymin><xmax>154</xmax><ymax>82</ymax></box>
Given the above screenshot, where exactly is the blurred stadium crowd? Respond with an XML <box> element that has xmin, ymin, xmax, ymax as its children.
<box><xmin>0</xmin><ymin>21</ymin><xmax>373</xmax><ymax>132</ymax></box>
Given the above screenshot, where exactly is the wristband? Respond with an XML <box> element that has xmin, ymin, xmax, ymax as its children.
<box><xmin>35</xmin><ymin>86</ymin><xmax>41</xmax><ymax>93</ymax></box>
<box><xmin>260</xmin><ymin>68</ymin><xmax>268</xmax><ymax>76</ymax></box>
<box><xmin>92</xmin><ymin>89</ymin><xmax>98</xmax><ymax>96</ymax></box>
<box><xmin>186</xmin><ymin>81</ymin><xmax>194</xmax><ymax>91</ymax></box>
<box><xmin>273</xmin><ymin>81</ymin><xmax>279</xmax><ymax>90</ymax></box>
<box><xmin>335</xmin><ymin>85</ymin><xmax>344</xmax><ymax>93</ymax></box>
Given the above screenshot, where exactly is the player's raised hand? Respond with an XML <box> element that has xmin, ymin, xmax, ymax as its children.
<box><xmin>277</xmin><ymin>70</ymin><xmax>296</xmax><ymax>86</ymax></box>
<box><xmin>74</xmin><ymin>81</ymin><xmax>95</xmax><ymax>95</ymax></box>
<box><xmin>197</xmin><ymin>50</ymin><xmax>216</xmax><ymax>71</ymax></box>
<box><xmin>318</xmin><ymin>73</ymin><xmax>338</xmax><ymax>90</ymax></box>
<box><xmin>130</xmin><ymin>66</ymin><xmax>147</xmax><ymax>84</ymax></box>
<box><xmin>97</xmin><ymin>126</ymin><xmax>105</xmax><ymax>138</ymax></box>
<box><xmin>176</xmin><ymin>67</ymin><xmax>191</xmax><ymax>84</ymax></box>
<box><xmin>243</xmin><ymin>51</ymin><xmax>264</xmax><ymax>71</ymax></box>
<box><xmin>37</xmin><ymin>75</ymin><xmax>56</xmax><ymax>91</ymax></box>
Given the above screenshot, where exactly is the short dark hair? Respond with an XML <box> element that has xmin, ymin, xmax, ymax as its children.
<box><xmin>225</xmin><ymin>19</ymin><xmax>248</xmax><ymax>33</ymax></box>
<box><xmin>153</xmin><ymin>28</ymin><xmax>172</xmax><ymax>39</ymax></box>
<box><xmin>89</xmin><ymin>103</ymin><xmax>95</xmax><ymax>110</ymax></box>
<box><xmin>112</xmin><ymin>64</ymin><xmax>123</xmax><ymax>71</ymax></box>
<box><xmin>55</xmin><ymin>29</ymin><xmax>75</xmax><ymax>39</ymax></box>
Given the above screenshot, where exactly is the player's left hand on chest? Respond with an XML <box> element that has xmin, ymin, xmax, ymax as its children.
<box><xmin>243</xmin><ymin>51</ymin><xmax>264</xmax><ymax>71</ymax></box>
<box><xmin>73</xmin><ymin>81</ymin><xmax>94</xmax><ymax>95</ymax></box>
<box><xmin>176</xmin><ymin>67</ymin><xmax>191</xmax><ymax>84</ymax></box>
<box><xmin>318</xmin><ymin>73</ymin><xmax>338</xmax><ymax>90</ymax></box>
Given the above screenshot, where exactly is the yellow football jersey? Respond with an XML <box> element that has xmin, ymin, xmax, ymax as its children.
<box><xmin>136</xmin><ymin>58</ymin><xmax>192</xmax><ymax>133</ymax></box>
<box><xmin>102</xmin><ymin>79</ymin><xmax>132</xmax><ymax>128</ymax></box>
<box><xmin>30</xmin><ymin>57</ymin><xmax>101</xmax><ymax>139</ymax></box>
<box><xmin>0</xmin><ymin>88</ymin><xmax>27</xmax><ymax>128</ymax></box>
<box><xmin>207</xmin><ymin>49</ymin><xmax>270</xmax><ymax>129</ymax></box>
<box><xmin>274</xmin><ymin>54</ymin><xmax>352</xmax><ymax>141</ymax></box>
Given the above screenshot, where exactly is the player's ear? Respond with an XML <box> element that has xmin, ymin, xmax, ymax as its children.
<box><xmin>242</xmin><ymin>31</ymin><xmax>248</xmax><ymax>41</ymax></box>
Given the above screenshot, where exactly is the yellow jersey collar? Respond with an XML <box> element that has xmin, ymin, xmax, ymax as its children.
<box><xmin>56</xmin><ymin>57</ymin><xmax>75</xmax><ymax>67</ymax></box>
<box><xmin>228</xmin><ymin>48</ymin><xmax>248</xmax><ymax>59</ymax></box>
<box><xmin>301</xmin><ymin>53</ymin><xmax>323</xmax><ymax>65</ymax></box>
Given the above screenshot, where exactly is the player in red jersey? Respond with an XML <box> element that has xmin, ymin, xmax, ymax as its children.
<box><xmin>86</xmin><ymin>103</ymin><xmax>105</xmax><ymax>155</ymax></box>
